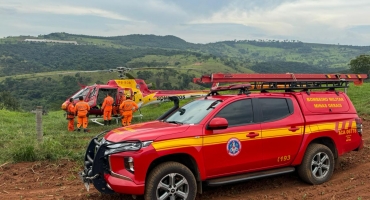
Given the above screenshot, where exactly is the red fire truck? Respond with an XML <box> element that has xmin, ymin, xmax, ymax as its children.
<box><xmin>79</xmin><ymin>73</ymin><xmax>366</xmax><ymax>200</ymax></box>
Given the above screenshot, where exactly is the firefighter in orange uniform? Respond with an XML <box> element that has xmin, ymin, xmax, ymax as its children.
<box><xmin>119</xmin><ymin>92</ymin><xmax>126</xmax><ymax>104</ymax></box>
<box><xmin>119</xmin><ymin>96</ymin><xmax>138</xmax><ymax>126</ymax></box>
<box><xmin>101</xmin><ymin>93</ymin><xmax>114</xmax><ymax>126</ymax></box>
<box><xmin>112</xmin><ymin>92</ymin><xmax>125</xmax><ymax>116</ymax></box>
<box><xmin>74</xmin><ymin>96</ymin><xmax>91</xmax><ymax>132</ymax></box>
<box><xmin>118</xmin><ymin>92</ymin><xmax>126</xmax><ymax>116</ymax></box>
<box><xmin>66</xmin><ymin>98</ymin><xmax>75</xmax><ymax>132</ymax></box>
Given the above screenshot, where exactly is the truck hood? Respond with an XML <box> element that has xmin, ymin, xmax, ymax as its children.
<box><xmin>104</xmin><ymin>121</ymin><xmax>190</xmax><ymax>142</ymax></box>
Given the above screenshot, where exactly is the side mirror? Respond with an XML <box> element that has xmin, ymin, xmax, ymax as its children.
<box><xmin>207</xmin><ymin>117</ymin><xmax>228</xmax><ymax>130</ymax></box>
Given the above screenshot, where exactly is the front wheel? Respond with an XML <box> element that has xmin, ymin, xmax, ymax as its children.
<box><xmin>298</xmin><ymin>143</ymin><xmax>335</xmax><ymax>185</ymax></box>
<box><xmin>144</xmin><ymin>162</ymin><xmax>197</xmax><ymax>200</ymax></box>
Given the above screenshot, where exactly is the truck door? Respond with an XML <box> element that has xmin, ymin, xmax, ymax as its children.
<box><xmin>257</xmin><ymin>96</ymin><xmax>305</xmax><ymax>168</ymax></box>
<box><xmin>202</xmin><ymin>98</ymin><xmax>264</xmax><ymax>177</ymax></box>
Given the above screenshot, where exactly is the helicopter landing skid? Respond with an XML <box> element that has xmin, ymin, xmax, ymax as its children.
<box><xmin>89</xmin><ymin>117</ymin><xmax>120</xmax><ymax>126</ymax></box>
<box><xmin>89</xmin><ymin>118</ymin><xmax>105</xmax><ymax>126</ymax></box>
<box><xmin>90</xmin><ymin>117</ymin><xmax>121</xmax><ymax>126</ymax></box>
<box><xmin>89</xmin><ymin>115</ymin><xmax>143</xmax><ymax>126</ymax></box>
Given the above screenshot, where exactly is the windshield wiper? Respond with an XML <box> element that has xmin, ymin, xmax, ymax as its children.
<box><xmin>166</xmin><ymin>121</ymin><xmax>184</xmax><ymax>125</ymax></box>
<box><xmin>206</xmin><ymin>100</ymin><xmax>223</xmax><ymax>110</ymax></box>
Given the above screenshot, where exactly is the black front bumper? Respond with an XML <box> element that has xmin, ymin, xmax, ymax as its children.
<box><xmin>79</xmin><ymin>130</ymin><xmax>115</xmax><ymax>194</ymax></box>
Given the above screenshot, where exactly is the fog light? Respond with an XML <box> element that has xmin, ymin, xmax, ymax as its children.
<box><xmin>124</xmin><ymin>157</ymin><xmax>135</xmax><ymax>173</ymax></box>
<box><xmin>128</xmin><ymin>157</ymin><xmax>134</xmax><ymax>172</ymax></box>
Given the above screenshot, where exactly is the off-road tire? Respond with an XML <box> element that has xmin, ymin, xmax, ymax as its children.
<box><xmin>144</xmin><ymin>161</ymin><xmax>197</xmax><ymax>200</ymax></box>
<box><xmin>298</xmin><ymin>143</ymin><xmax>335</xmax><ymax>185</ymax></box>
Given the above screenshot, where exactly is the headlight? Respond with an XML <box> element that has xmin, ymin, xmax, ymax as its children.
<box><xmin>104</xmin><ymin>141</ymin><xmax>141</xmax><ymax>156</ymax></box>
<box><xmin>103</xmin><ymin>140</ymin><xmax>153</xmax><ymax>156</ymax></box>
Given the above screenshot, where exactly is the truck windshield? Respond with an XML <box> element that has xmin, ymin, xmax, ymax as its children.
<box><xmin>164</xmin><ymin>99</ymin><xmax>222</xmax><ymax>124</ymax></box>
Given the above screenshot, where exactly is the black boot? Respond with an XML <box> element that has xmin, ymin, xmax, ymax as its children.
<box><xmin>104</xmin><ymin>120</ymin><xmax>107</xmax><ymax>126</ymax></box>
<box><xmin>108</xmin><ymin>120</ymin><xmax>111</xmax><ymax>125</ymax></box>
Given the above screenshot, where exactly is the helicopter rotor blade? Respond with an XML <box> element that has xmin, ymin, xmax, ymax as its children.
<box><xmin>56</xmin><ymin>69</ymin><xmax>111</xmax><ymax>75</ymax></box>
<box><xmin>117</xmin><ymin>66</ymin><xmax>202</xmax><ymax>79</ymax></box>
<box><xmin>2</xmin><ymin>66</ymin><xmax>201</xmax><ymax>82</ymax></box>
<box><xmin>129</xmin><ymin>67</ymin><xmax>200</xmax><ymax>70</ymax></box>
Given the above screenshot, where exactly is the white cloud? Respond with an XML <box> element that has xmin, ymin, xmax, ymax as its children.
<box><xmin>0</xmin><ymin>2</ymin><xmax>136</xmax><ymax>21</ymax></box>
<box><xmin>0</xmin><ymin>0</ymin><xmax>369</xmax><ymax>45</ymax></box>
<box><xmin>188</xmin><ymin>0</ymin><xmax>370</xmax><ymax>44</ymax></box>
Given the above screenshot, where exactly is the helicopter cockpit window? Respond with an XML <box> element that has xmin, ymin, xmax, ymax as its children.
<box><xmin>71</xmin><ymin>88</ymin><xmax>89</xmax><ymax>100</ymax></box>
<box><xmin>89</xmin><ymin>87</ymin><xmax>97</xmax><ymax>99</ymax></box>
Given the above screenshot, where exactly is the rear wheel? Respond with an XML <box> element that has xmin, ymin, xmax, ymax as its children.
<box><xmin>144</xmin><ymin>161</ymin><xmax>197</xmax><ymax>200</ymax></box>
<box><xmin>298</xmin><ymin>143</ymin><xmax>335</xmax><ymax>185</ymax></box>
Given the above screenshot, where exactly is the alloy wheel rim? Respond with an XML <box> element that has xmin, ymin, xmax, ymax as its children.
<box><xmin>311</xmin><ymin>152</ymin><xmax>330</xmax><ymax>179</ymax></box>
<box><xmin>156</xmin><ymin>173</ymin><xmax>189</xmax><ymax>200</ymax></box>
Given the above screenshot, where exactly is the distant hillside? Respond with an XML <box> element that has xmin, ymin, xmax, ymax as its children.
<box><xmin>44</xmin><ymin>32</ymin><xmax>200</xmax><ymax>49</ymax></box>
<box><xmin>1</xmin><ymin>32</ymin><xmax>369</xmax><ymax>72</ymax></box>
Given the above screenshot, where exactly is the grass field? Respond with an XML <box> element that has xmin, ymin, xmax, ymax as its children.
<box><xmin>0</xmin><ymin>83</ymin><xmax>369</xmax><ymax>164</ymax></box>
<box><xmin>0</xmin><ymin>98</ymin><xmax>193</xmax><ymax>164</ymax></box>
<box><xmin>346</xmin><ymin>82</ymin><xmax>370</xmax><ymax>116</ymax></box>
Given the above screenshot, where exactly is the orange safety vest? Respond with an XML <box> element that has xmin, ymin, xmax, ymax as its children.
<box><xmin>75</xmin><ymin>101</ymin><xmax>90</xmax><ymax>117</ymax></box>
<box><xmin>102</xmin><ymin>96</ymin><xmax>114</xmax><ymax>111</ymax></box>
<box><xmin>119</xmin><ymin>100</ymin><xmax>138</xmax><ymax>112</ymax></box>
<box><xmin>66</xmin><ymin>102</ymin><xmax>75</xmax><ymax>119</ymax></box>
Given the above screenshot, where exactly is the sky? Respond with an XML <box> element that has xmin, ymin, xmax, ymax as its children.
<box><xmin>1</xmin><ymin>0</ymin><xmax>370</xmax><ymax>46</ymax></box>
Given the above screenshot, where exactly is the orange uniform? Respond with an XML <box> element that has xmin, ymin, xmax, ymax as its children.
<box><xmin>113</xmin><ymin>94</ymin><xmax>126</xmax><ymax>116</ymax></box>
<box><xmin>75</xmin><ymin>100</ymin><xmax>90</xmax><ymax>131</ymax></box>
<box><xmin>118</xmin><ymin>94</ymin><xmax>126</xmax><ymax>115</ymax></box>
<box><xmin>119</xmin><ymin>99</ymin><xmax>138</xmax><ymax>126</ymax></box>
<box><xmin>66</xmin><ymin>102</ymin><xmax>75</xmax><ymax>132</ymax></box>
<box><xmin>102</xmin><ymin>95</ymin><xmax>114</xmax><ymax>121</ymax></box>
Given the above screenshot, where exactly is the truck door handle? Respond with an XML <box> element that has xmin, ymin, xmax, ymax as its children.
<box><xmin>288</xmin><ymin>126</ymin><xmax>300</xmax><ymax>132</ymax></box>
<box><xmin>246</xmin><ymin>132</ymin><xmax>259</xmax><ymax>138</ymax></box>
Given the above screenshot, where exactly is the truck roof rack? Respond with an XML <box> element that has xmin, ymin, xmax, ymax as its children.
<box><xmin>194</xmin><ymin>73</ymin><xmax>368</xmax><ymax>97</ymax></box>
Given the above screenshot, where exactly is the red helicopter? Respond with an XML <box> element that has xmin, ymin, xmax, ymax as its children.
<box><xmin>61</xmin><ymin>67</ymin><xmax>209</xmax><ymax>124</ymax></box>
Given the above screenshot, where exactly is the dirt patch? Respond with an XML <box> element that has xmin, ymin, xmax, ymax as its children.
<box><xmin>1</xmin><ymin>121</ymin><xmax>370</xmax><ymax>200</ymax></box>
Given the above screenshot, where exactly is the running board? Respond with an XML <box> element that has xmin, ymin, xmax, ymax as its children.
<box><xmin>206</xmin><ymin>167</ymin><xmax>295</xmax><ymax>186</ymax></box>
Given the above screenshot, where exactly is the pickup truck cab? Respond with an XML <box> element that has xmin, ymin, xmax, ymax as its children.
<box><xmin>79</xmin><ymin>79</ymin><xmax>364</xmax><ymax>200</ymax></box>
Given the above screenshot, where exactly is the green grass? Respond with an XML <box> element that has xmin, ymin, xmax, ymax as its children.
<box><xmin>0</xmin><ymin>82</ymin><xmax>369</xmax><ymax>164</ymax></box>
<box><xmin>0</xmin><ymin>98</ymin><xmax>194</xmax><ymax>164</ymax></box>
<box><xmin>346</xmin><ymin>82</ymin><xmax>370</xmax><ymax>116</ymax></box>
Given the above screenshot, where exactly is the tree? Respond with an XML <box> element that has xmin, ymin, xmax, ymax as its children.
<box><xmin>137</xmin><ymin>71</ymin><xmax>153</xmax><ymax>80</ymax></box>
<box><xmin>0</xmin><ymin>91</ymin><xmax>20</xmax><ymax>111</ymax></box>
<box><xmin>349</xmin><ymin>55</ymin><xmax>370</xmax><ymax>73</ymax></box>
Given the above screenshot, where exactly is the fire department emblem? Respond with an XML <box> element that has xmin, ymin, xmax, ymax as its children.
<box><xmin>227</xmin><ymin>138</ymin><xmax>241</xmax><ymax>156</ymax></box>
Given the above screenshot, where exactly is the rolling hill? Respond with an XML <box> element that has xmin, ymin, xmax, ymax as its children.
<box><xmin>0</xmin><ymin>32</ymin><xmax>369</xmax><ymax>111</ymax></box>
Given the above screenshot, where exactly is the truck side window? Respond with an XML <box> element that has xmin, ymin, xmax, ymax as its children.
<box><xmin>215</xmin><ymin>99</ymin><xmax>253</xmax><ymax>126</ymax></box>
<box><xmin>259</xmin><ymin>98</ymin><xmax>292</xmax><ymax>122</ymax></box>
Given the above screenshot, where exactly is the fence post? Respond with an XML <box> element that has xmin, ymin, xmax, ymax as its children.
<box><xmin>36</xmin><ymin>106</ymin><xmax>43</xmax><ymax>143</ymax></box>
